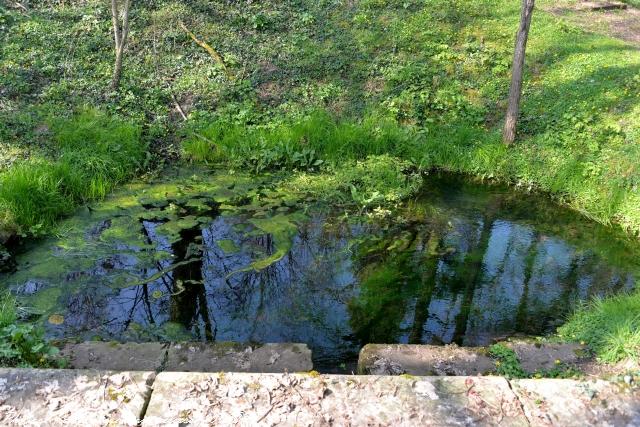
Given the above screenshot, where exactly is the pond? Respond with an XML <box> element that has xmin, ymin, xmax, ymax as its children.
<box><xmin>1</xmin><ymin>170</ymin><xmax>638</xmax><ymax>372</ymax></box>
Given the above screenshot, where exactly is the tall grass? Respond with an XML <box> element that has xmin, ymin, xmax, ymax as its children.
<box><xmin>558</xmin><ymin>291</ymin><xmax>640</xmax><ymax>363</ymax></box>
<box><xmin>183</xmin><ymin>111</ymin><xmax>418</xmax><ymax>171</ymax></box>
<box><xmin>0</xmin><ymin>292</ymin><xmax>17</xmax><ymax>328</ymax></box>
<box><xmin>0</xmin><ymin>109</ymin><xmax>144</xmax><ymax>236</ymax></box>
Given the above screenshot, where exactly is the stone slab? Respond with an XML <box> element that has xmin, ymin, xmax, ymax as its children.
<box><xmin>358</xmin><ymin>343</ymin><xmax>495</xmax><ymax>376</ymax></box>
<box><xmin>505</xmin><ymin>341</ymin><xmax>589</xmax><ymax>373</ymax></box>
<box><xmin>511</xmin><ymin>378</ymin><xmax>640</xmax><ymax>426</ymax></box>
<box><xmin>0</xmin><ymin>368</ymin><xmax>154</xmax><ymax>426</ymax></box>
<box><xmin>61</xmin><ymin>341</ymin><xmax>167</xmax><ymax>371</ymax></box>
<box><xmin>143</xmin><ymin>372</ymin><xmax>528</xmax><ymax>426</ymax></box>
<box><xmin>165</xmin><ymin>342</ymin><xmax>313</xmax><ymax>373</ymax></box>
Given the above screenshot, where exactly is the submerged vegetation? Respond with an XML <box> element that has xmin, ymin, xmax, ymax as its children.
<box><xmin>0</xmin><ymin>0</ymin><xmax>639</xmax><ymax>369</ymax></box>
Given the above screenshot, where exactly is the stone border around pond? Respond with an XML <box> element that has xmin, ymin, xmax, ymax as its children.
<box><xmin>1</xmin><ymin>369</ymin><xmax>638</xmax><ymax>426</ymax></box>
<box><xmin>357</xmin><ymin>342</ymin><xmax>592</xmax><ymax>377</ymax></box>
<box><xmin>60</xmin><ymin>341</ymin><xmax>313</xmax><ymax>373</ymax></box>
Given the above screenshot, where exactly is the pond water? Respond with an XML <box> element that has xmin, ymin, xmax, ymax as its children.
<box><xmin>1</xmin><ymin>171</ymin><xmax>638</xmax><ymax>372</ymax></box>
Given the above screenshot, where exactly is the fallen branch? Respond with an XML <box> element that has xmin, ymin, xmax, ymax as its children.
<box><xmin>12</xmin><ymin>2</ymin><xmax>29</xmax><ymax>13</ymax></box>
<box><xmin>179</xmin><ymin>21</ymin><xmax>233</xmax><ymax>80</ymax></box>
<box><xmin>171</xmin><ymin>93</ymin><xmax>188</xmax><ymax>121</ymax></box>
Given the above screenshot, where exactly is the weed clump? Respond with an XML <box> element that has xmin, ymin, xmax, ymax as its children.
<box><xmin>558</xmin><ymin>291</ymin><xmax>640</xmax><ymax>364</ymax></box>
<box><xmin>488</xmin><ymin>344</ymin><xmax>528</xmax><ymax>379</ymax></box>
<box><xmin>0</xmin><ymin>293</ymin><xmax>62</xmax><ymax>368</ymax></box>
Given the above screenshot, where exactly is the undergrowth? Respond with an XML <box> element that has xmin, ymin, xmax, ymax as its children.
<box><xmin>0</xmin><ymin>293</ymin><xmax>61</xmax><ymax>368</ymax></box>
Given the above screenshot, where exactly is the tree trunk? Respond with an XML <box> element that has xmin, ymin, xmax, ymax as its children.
<box><xmin>503</xmin><ymin>0</ymin><xmax>535</xmax><ymax>145</ymax></box>
<box><xmin>111</xmin><ymin>48</ymin><xmax>124</xmax><ymax>90</ymax></box>
<box><xmin>110</xmin><ymin>0</ymin><xmax>131</xmax><ymax>91</ymax></box>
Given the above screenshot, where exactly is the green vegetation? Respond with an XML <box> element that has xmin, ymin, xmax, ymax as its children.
<box><xmin>559</xmin><ymin>291</ymin><xmax>640</xmax><ymax>363</ymax></box>
<box><xmin>488</xmin><ymin>344</ymin><xmax>528</xmax><ymax>379</ymax></box>
<box><xmin>488</xmin><ymin>343</ymin><xmax>581</xmax><ymax>379</ymax></box>
<box><xmin>1</xmin><ymin>0</ymin><xmax>639</xmax><ymax>236</ymax></box>
<box><xmin>621</xmin><ymin>1</ymin><xmax>640</xmax><ymax>8</ymax></box>
<box><xmin>0</xmin><ymin>293</ymin><xmax>61</xmax><ymax>368</ymax></box>
<box><xmin>0</xmin><ymin>109</ymin><xmax>143</xmax><ymax>237</ymax></box>
<box><xmin>0</xmin><ymin>0</ymin><xmax>638</xmax><ymax>369</ymax></box>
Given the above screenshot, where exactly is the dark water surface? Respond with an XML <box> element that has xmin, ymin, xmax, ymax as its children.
<box><xmin>2</xmin><ymin>173</ymin><xmax>639</xmax><ymax>372</ymax></box>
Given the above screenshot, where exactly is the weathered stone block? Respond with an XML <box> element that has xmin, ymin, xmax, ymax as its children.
<box><xmin>164</xmin><ymin>342</ymin><xmax>312</xmax><ymax>373</ymax></box>
<box><xmin>0</xmin><ymin>368</ymin><xmax>154</xmax><ymax>427</ymax></box>
<box><xmin>358</xmin><ymin>343</ymin><xmax>495</xmax><ymax>376</ymax></box>
<box><xmin>143</xmin><ymin>372</ymin><xmax>528</xmax><ymax>426</ymax></box>
<box><xmin>510</xmin><ymin>378</ymin><xmax>640</xmax><ymax>426</ymax></box>
<box><xmin>61</xmin><ymin>341</ymin><xmax>167</xmax><ymax>371</ymax></box>
<box><xmin>504</xmin><ymin>341</ymin><xmax>589</xmax><ymax>373</ymax></box>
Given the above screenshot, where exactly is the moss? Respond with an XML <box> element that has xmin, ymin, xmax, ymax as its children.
<box><xmin>216</xmin><ymin>239</ymin><xmax>240</xmax><ymax>254</ymax></box>
<box><xmin>240</xmin><ymin>213</ymin><xmax>305</xmax><ymax>272</ymax></box>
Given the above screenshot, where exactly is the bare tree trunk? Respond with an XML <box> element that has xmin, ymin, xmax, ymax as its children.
<box><xmin>503</xmin><ymin>0</ymin><xmax>535</xmax><ymax>145</ymax></box>
<box><xmin>111</xmin><ymin>0</ymin><xmax>131</xmax><ymax>91</ymax></box>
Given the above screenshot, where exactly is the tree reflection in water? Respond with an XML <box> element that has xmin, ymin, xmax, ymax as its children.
<box><xmin>23</xmin><ymin>175</ymin><xmax>639</xmax><ymax>370</ymax></box>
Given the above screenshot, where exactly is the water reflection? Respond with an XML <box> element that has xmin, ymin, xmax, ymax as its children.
<box><xmin>6</xmin><ymin>174</ymin><xmax>639</xmax><ymax>370</ymax></box>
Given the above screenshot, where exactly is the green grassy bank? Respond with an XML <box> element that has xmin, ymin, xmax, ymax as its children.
<box><xmin>0</xmin><ymin>110</ymin><xmax>144</xmax><ymax>241</ymax></box>
<box><xmin>2</xmin><ymin>0</ymin><xmax>639</xmax><ymax>235</ymax></box>
<box><xmin>1</xmin><ymin>0</ymin><xmax>638</xmax><ymax>365</ymax></box>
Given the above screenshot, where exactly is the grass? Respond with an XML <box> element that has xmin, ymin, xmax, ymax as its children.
<box><xmin>0</xmin><ymin>109</ymin><xmax>144</xmax><ymax>237</ymax></box>
<box><xmin>0</xmin><ymin>0</ymin><xmax>639</xmax><ymax>366</ymax></box>
<box><xmin>183</xmin><ymin>111</ymin><xmax>417</xmax><ymax>170</ymax></box>
<box><xmin>621</xmin><ymin>1</ymin><xmax>640</xmax><ymax>8</ymax></box>
<box><xmin>558</xmin><ymin>291</ymin><xmax>640</xmax><ymax>363</ymax></box>
<box><xmin>2</xmin><ymin>0</ymin><xmax>639</xmax><ymax>234</ymax></box>
<box><xmin>0</xmin><ymin>292</ymin><xmax>17</xmax><ymax>327</ymax></box>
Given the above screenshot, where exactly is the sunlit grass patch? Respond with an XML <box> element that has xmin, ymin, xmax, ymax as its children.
<box><xmin>558</xmin><ymin>291</ymin><xmax>640</xmax><ymax>363</ymax></box>
<box><xmin>0</xmin><ymin>109</ymin><xmax>144</xmax><ymax>237</ymax></box>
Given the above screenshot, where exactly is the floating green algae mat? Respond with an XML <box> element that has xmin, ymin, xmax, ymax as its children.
<box><xmin>0</xmin><ymin>171</ymin><xmax>638</xmax><ymax>372</ymax></box>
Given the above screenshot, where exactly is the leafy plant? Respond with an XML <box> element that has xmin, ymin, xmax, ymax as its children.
<box><xmin>488</xmin><ymin>344</ymin><xmax>528</xmax><ymax>379</ymax></box>
<box><xmin>0</xmin><ymin>293</ymin><xmax>62</xmax><ymax>368</ymax></box>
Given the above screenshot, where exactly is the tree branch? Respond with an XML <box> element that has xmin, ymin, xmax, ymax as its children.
<box><xmin>111</xmin><ymin>0</ymin><xmax>121</xmax><ymax>51</ymax></box>
<box><xmin>179</xmin><ymin>21</ymin><xmax>232</xmax><ymax>80</ymax></box>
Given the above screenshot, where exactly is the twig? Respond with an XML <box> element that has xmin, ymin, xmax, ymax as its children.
<box><xmin>256</xmin><ymin>405</ymin><xmax>274</xmax><ymax>423</ymax></box>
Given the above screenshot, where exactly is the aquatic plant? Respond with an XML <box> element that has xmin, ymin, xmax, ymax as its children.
<box><xmin>282</xmin><ymin>155</ymin><xmax>423</xmax><ymax>210</ymax></box>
